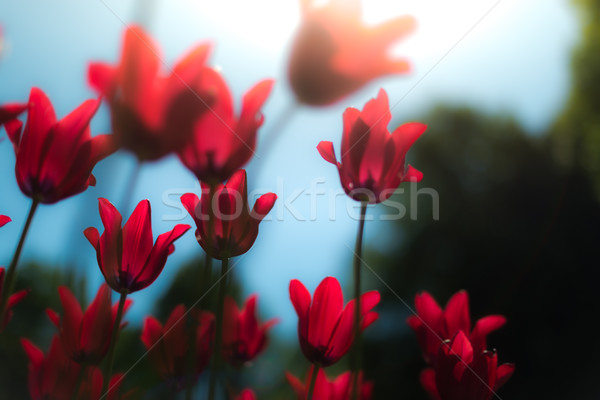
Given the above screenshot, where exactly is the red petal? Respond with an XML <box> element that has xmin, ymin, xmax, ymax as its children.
<box><xmin>0</xmin><ymin>215</ymin><xmax>11</xmax><ymax>227</ymax></box>
<box><xmin>251</xmin><ymin>192</ymin><xmax>277</xmax><ymax>221</ymax></box>
<box><xmin>420</xmin><ymin>368</ymin><xmax>441</xmax><ymax>400</ymax></box>
<box><xmin>444</xmin><ymin>290</ymin><xmax>471</xmax><ymax>337</ymax></box>
<box><xmin>317</xmin><ymin>141</ymin><xmax>338</xmax><ymax>165</ymax></box>
<box><xmin>403</xmin><ymin>165</ymin><xmax>423</xmax><ymax>182</ymax></box>
<box><xmin>495</xmin><ymin>363</ymin><xmax>515</xmax><ymax>390</ymax></box>
<box><xmin>308</xmin><ymin>277</ymin><xmax>344</xmax><ymax>349</ymax></box>
<box><xmin>58</xmin><ymin>286</ymin><xmax>84</xmax><ymax>351</ymax></box>
<box><xmin>88</xmin><ymin>62</ymin><xmax>116</xmax><ymax>95</ymax></box>
<box><xmin>122</xmin><ymin>200</ymin><xmax>154</xmax><ymax>280</ymax></box>
<box><xmin>289</xmin><ymin>279</ymin><xmax>311</xmax><ymax>319</ymax></box>
<box><xmin>46</xmin><ymin>308</ymin><xmax>60</xmax><ymax>328</ymax></box>
<box><xmin>0</xmin><ymin>102</ymin><xmax>28</xmax><ymax>125</ymax></box>
<box><xmin>470</xmin><ymin>315</ymin><xmax>506</xmax><ymax>352</ymax></box>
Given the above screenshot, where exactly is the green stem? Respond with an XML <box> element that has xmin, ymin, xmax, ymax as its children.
<box><xmin>0</xmin><ymin>199</ymin><xmax>39</xmax><ymax>326</ymax></box>
<box><xmin>306</xmin><ymin>364</ymin><xmax>319</xmax><ymax>400</ymax></box>
<box><xmin>102</xmin><ymin>289</ymin><xmax>127</xmax><ymax>396</ymax></box>
<box><xmin>208</xmin><ymin>257</ymin><xmax>228</xmax><ymax>400</ymax></box>
<box><xmin>73</xmin><ymin>365</ymin><xmax>86</xmax><ymax>400</ymax></box>
<box><xmin>350</xmin><ymin>202</ymin><xmax>367</xmax><ymax>400</ymax></box>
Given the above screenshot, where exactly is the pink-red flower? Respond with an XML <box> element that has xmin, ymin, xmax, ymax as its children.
<box><xmin>288</xmin><ymin>0</ymin><xmax>415</xmax><ymax>105</ymax></box>
<box><xmin>178</xmin><ymin>68</ymin><xmax>274</xmax><ymax>184</ymax></box>
<box><xmin>141</xmin><ymin>304</ymin><xmax>215</xmax><ymax>390</ymax></box>
<box><xmin>289</xmin><ymin>277</ymin><xmax>379</xmax><ymax>367</ymax></box>
<box><xmin>46</xmin><ymin>285</ymin><xmax>132</xmax><ymax>365</ymax></box>
<box><xmin>222</xmin><ymin>294</ymin><xmax>278</xmax><ymax>366</ymax></box>
<box><xmin>181</xmin><ymin>170</ymin><xmax>277</xmax><ymax>260</ymax></box>
<box><xmin>0</xmin><ymin>266</ymin><xmax>28</xmax><ymax>331</ymax></box>
<box><xmin>407</xmin><ymin>291</ymin><xmax>506</xmax><ymax>364</ymax></box>
<box><xmin>420</xmin><ymin>331</ymin><xmax>514</xmax><ymax>400</ymax></box>
<box><xmin>2</xmin><ymin>88</ymin><xmax>115</xmax><ymax>204</ymax></box>
<box><xmin>234</xmin><ymin>389</ymin><xmax>257</xmax><ymax>400</ymax></box>
<box><xmin>317</xmin><ymin>89</ymin><xmax>425</xmax><ymax>203</ymax></box>
<box><xmin>84</xmin><ymin>198</ymin><xmax>190</xmax><ymax>293</ymax></box>
<box><xmin>21</xmin><ymin>336</ymin><xmax>126</xmax><ymax>400</ymax></box>
<box><xmin>286</xmin><ymin>366</ymin><xmax>373</xmax><ymax>400</ymax></box>
<box><xmin>88</xmin><ymin>25</ymin><xmax>213</xmax><ymax>161</ymax></box>
<box><xmin>0</xmin><ymin>102</ymin><xmax>27</xmax><ymax>125</ymax></box>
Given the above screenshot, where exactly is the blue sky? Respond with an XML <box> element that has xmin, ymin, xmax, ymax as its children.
<box><xmin>0</xmin><ymin>0</ymin><xmax>580</xmax><ymax>340</ymax></box>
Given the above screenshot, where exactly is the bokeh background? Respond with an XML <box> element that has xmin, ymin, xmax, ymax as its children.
<box><xmin>1</xmin><ymin>0</ymin><xmax>599</xmax><ymax>398</ymax></box>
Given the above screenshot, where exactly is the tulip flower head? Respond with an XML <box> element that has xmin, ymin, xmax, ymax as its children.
<box><xmin>84</xmin><ymin>198</ymin><xmax>190</xmax><ymax>294</ymax></box>
<box><xmin>317</xmin><ymin>89</ymin><xmax>425</xmax><ymax>203</ymax></box>
<box><xmin>407</xmin><ymin>291</ymin><xmax>506</xmax><ymax>364</ymax></box>
<box><xmin>178</xmin><ymin>68</ymin><xmax>274</xmax><ymax>184</ymax></box>
<box><xmin>2</xmin><ymin>88</ymin><xmax>115</xmax><ymax>204</ymax></box>
<box><xmin>0</xmin><ymin>267</ymin><xmax>28</xmax><ymax>331</ymax></box>
<box><xmin>141</xmin><ymin>305</ymin><xmax>215</xmax><ymax>390</ymax></box>
<box><xmin>46</xmin><ymin>285</ymin><xmax>132</xmax><ymax>365</ymax></box>
<box><xmin>286</xmin><ymin>366</ymin><xmax>373</xmax><ymax>400</ymax></box>
<box><xmin>420</xmin><ymin>331</ymin><xmax>514</xmax><ymax>400</ymax></box>
<box><xmin>289</xmin><ymin>0</ymin><xmax>415</xmax><ymax>105</ymax></box>
<box><xmin>89</xmin><ymin>25</ymin><xmax>213</xmax><ymax>161</ymax></box>
<box><xmin>181</xmin><ymin>170</ymin><xmax>277</xmax><ymax>260</ymax></box>
<box><xmin>222</xmin><ymin>294</ymin><xmax>278</xmax><ymax>366</ymax></box>
<box><xmin>289</xmin><ymin>277</ymin><xmax>379</xmax><ymax>367</ymax></box>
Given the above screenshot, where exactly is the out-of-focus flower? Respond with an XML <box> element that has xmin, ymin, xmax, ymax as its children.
<box><xmin>46</xmin><ymin>285</ymin><xmax>132</xmax><ymax>365</ymax></box>
<box><xmin>84</xmin><ymin>198</ymin><xmax>190</xmax><ymax>293</ymax></box>
<box><xmin>317</xmin><ymin>89</ymin><xmax>425</xmax><ymax>203</ymax></box>
<box><xmin>420</xmin><ymin>331</ymin><xmax>514</xmax><ymax>400</ymax></box>
<box><xmin>234</xmin><ymin>389</ymin><xmax>257</xmax><ymax>400</ymax></box>
<box><xmin>0</xmin><ymin>267</ymin><xmax>27</xmax><ymax>331</ymax></box>
<box><xmin>0</xmin><ymin>215</ymin><xmax>10</xmax><ymax>227</ymax></box>
<box><xmin>222</xmin><ymin>294</ymin><xmax>278</xmax><ymax>366</ymax></box>
<box><xmin>286</xmin><ymin>365</ymin><xmax>373</xmax><ymax>400</ymax></box>
<box><xmin>2</xmin><ymin>88</ymin><xmax>115</xmax><ymax>204</ymax></box>
<box><xmin>289</xmin><ymin>277</ymin><xmax>379</xmax><ymax>366</ymax></box>
<box><xmin>141</xmin><ymin>304</ymin><xmax>215</xmax><ymax>391</ymax></box>
<box><xmin>407</xmin><ymin>290</ymin><xmax>506</xmax><ymax>364</ymax></box>
<box><xmin>178</xmin><ymin>68</ymin><xmax>273</xmax><ymax>184</ymax></box>
<box><xmin>181</xmin><ymin>170</ymin><xmax>277</xmax><ymax>260</ymax></box>
<box><xmin>0</xmin><ymin>102</ymin><xmax>27</xmax><ymax>126</ymax></box>
<box><xmin>289</xmin><ymin>0</ymin><xmax>415</xmax><ymax>105</ymax></box>
<box><xmin>88</xmin><ymin>25</ymin><xmax>213</xmax><ymax>161</ymax></box>
<box><xmin>21</xmin><ymin>336</ymin><xmax>126</xmax><ymax>400</ymax></box>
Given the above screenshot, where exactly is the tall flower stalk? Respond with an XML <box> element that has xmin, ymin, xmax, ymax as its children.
<box><xmin>208</xmin><ymin>257</ymin><xmax>228</xmax><ymax>400</ymax></box>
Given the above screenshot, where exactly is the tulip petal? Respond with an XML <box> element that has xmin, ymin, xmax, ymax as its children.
<box><xmin>470</xmin><ymin>315</ymin><xmax>506</xmax><ymax>352</ymax></box>
<box><xmin>444</xmin><ymin>290</ymin><xmax>471</xmax><ymax>337</ymax></box>
<box><xmin>317</xmin><ymin>141</ymin><xmax>338</xmax><ymax>165</ymax></box>
<box><xmin>308</xmin><ymin>277</ymin><xmax>344</xmax><ymax>349</ymax></box>
<box><xmin>289</xmin><ymin>279</ymin><xmax>311</xmax><ymax>319</ymax></box>
<box><xmin>122</xmin><ymin>200</ymin><xmax>154</xmax><ymax>280</ymax></box>
<box><xmin>419</xmin><ymin>368</ymin><xmax>441</xmax><ymax>400</ymax></box>
<box><xmin>252</xmin><ymin>192</ymin><xmax>277</xmax><ymax>221</ymax></box>
<box><xmin>0</xmin><ymin>215</ymin><xmax>11</xmax><ymax>227</ymax></box>
<box><xmin>495</xmin><ymin>363</ymin><xmax>515</xmax><ymax>390</ymax></box>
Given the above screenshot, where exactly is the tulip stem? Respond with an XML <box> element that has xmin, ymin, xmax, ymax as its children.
<box><xmin>208</xmin><ymin>256</ymin><xmax>228</xmax><ymax>400</ymax></box>
<box><xmin>351</xmin><ymin>202</ymin><xmax>368</xmax><ymax>400</ymax></box>
<box><xmin>0</xmin><ymin>198</ymin><xmax>39</xmax><ymax>326</ymax></box>
<box><xmin>306</xmin><ymin>364</ymin><xmax>319</xmax><ymax>400</ymax></box>
<box><xmin>102</xmin><ymin>289</ymin><xmax>127</xmax><ymax>397</ymax></box>
<box><xmin>73</xmin><ymin>365</ymin><xmax>86</xmax><ymax>400</ymax></box>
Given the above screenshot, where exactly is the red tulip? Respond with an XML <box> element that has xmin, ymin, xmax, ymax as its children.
<box><xmin>286</xmin><ymin>365</ymin><xmax>373</xmax><ymax>400</ymax></box>
<box><xmin>141</xmin><ymin>304</ymin><xmax>215</xmax><ymax>390</ymax></box>
<box><xmin>317</xmin><ymin>89</ymin><xmax>425</xmax><ymax>203</ymax></box>
<box><xmin>178</xmin><ymin>68</ymin><xmax>274</xmax><ymax>184</ymax></box>
<box><xmin>88</xmin><ymin>25</ymin><xmax>213</xmax><ymax>161</ymax></box>
<box><xmin>21</xmin><ymin>336</ymin><xmax>126</xmax><ymax>400</ymax></box>
<box><xmin>84</xmin><ymin>198</ymin><xmax>190</xmax><ymax>293</ymax></box>
<box><xmin>289</xmin><ymin>277</ymin><xmax>379</xmax><ymax>367</ymax></box>
<box><xmin>407</xmin><ymin>291</ymin><xmax>506</xmax><ymax>364</ymax></box>
<box><xmin>181</xmin><ymin>170</ymin><xmax>277</xmax><ymax>260</ymax></box>
<box><xmin>0</xmin><ymin>102</ymin><xmax>27</xmax><ymax>125</ymax></box>
<box><xmin>222</xmin><ymin>294</ymin><xmax>278</xmax><ymax>366</ymax></box>
<box><xmin>234</xmin><ymin>389</ymin><xmax>257</xmax><ymax>400</ymax></box>
<box><xmin>46</xmin><ymin>284</ymin><xmax>132</xmax><ymax>365</ymax></box>
<box><xmin>289</xmin><ymin>0</ymin><xmax>415</xmax><ymax>105</ymax></box>
<box><xmin>2</xmin><ymin>88</ymin><xmax>115</xmax><ymax>204</ymax></box>
<box><xmin>420</xmin><ymin>331</ymin><xmax>514</xmax><ymax>400</ymax></box>
<box><xmin>0</xmin><ymin>267</ymin><xmax>28</xmax><ymax>331</ymax></box>
<box><xmin>0</xmin><ymin>214</ymin><xmax>10</xmax><ymax>227</ymax></box>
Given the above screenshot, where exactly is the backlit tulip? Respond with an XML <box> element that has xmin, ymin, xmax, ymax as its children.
<box><xmin>46</xmin><ymin>285</ymin><xmax>132</xmax><ymax>365</ymax></box>
<box><xmin>89</xmin><ymin>25</ymin><xmax>212</xmax><ymax>161</ymax></box>
<box><xmin>317</xmin><ymin>89</ymin><xmax>425</xmax><ymax>203</ymax></box>
<box><xmin>181</xmin><ymin>170</ymin><xmax>277</xmax><ymax>260</ymax></box>
<box><xmin>222</xmin><ymin>294</ymin><xmax>278</xmax><ymax>366</ymax></box>
<box><xmin>289</xmin><ymin>277</ymin><xmax>379</xmax><ymax>367</ymax></box>
<box><xmin>289</xmin><ymin>0</ymin><xmax>415</xmax><ymax>105</ymax></box>
<box><xmin>420</xmin><ymin>331</ymin><xmax>514</xmax><ymax>400</ymax></box>
<box><xmin>0</xmin><ymin>267</ymin><xmax>27</xmax><ymax>331</ymax></box>
<box><xmin>2</xmin><ymin>88</ymin><xmax>114</xmax><ymax>204</ymax></box>
<box><xmin>141</xmin><ymin>305</ymin><xmax>215</xmax><ymax>390</ymax></box>
<box><xmin>286</xmin><ymin>366</ymin><xmax>373</xmax><ymax>400</ymax></box>
<box><xmin>178</xmin><ymin>69</ymin><xmax>273</xmax><ymax>184</ymax></box>
<box><xmin>407</xmin><ymin>291</ymin><xmax>506</xmax><ymax>364</ymax></box>
<box><xmin>84</xmin><ymin>198</ymin><xmax>190</xmax><ymax>293</ymax></box>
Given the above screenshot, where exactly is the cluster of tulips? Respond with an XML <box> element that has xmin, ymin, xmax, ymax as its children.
<box><xmin>0</xmin><ymin>0</ymin><xmax>513</xmax><ymax>399</ymax></box>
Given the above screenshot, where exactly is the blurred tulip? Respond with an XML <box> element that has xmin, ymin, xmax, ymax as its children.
<box><xmin>317</xmin><ymin>89</ymin><xmax>425</xmax><ymax>203</ymax></box>
<box><xmin>0</xmin><ymin>267</ymin><xmax>27</xmax><ymax>331</ymax></box>
<box><xmin>286</xmin><ymin>365</ymin><xmax>373</xmax><ymax>400</ymax></box>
